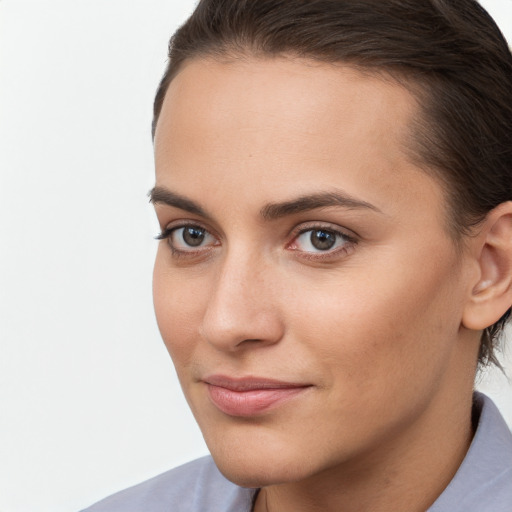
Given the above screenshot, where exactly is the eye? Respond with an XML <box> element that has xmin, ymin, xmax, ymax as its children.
<box><xmin>289</xmin><ymin>227</ymin><xmax>354</xmax><ymax>255</ymax></box>
<box><xmin>174</xmin><ymin>226</ymin><xmax>209</xmax><ymax>248</ymax></box>
<box><xmin>156</xmin><ymin>224</ymin><xmax>218</xmax><ymax>253</ymax></box>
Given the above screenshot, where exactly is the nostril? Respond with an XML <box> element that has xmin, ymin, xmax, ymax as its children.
<box><xmin>236</xmin><ymin>338</ymin><xmax>264</xmax><ymax>347</ymax></box>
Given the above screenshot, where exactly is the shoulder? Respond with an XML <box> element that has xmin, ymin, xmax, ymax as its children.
<box><xmin>80</xmin><ymin>456</ymin><xmax>256</xmax><ymax>512</ymax></box>
<box><xmin>429</xmin><ymin>393</ymin><xmax>512</xmax><ymax>512</ymax></box>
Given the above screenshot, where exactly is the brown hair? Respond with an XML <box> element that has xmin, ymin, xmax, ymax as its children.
<box><xmin>152</xmin><ymin>0</ymin><xmax>512</xmax><ymax>367</ymax></box>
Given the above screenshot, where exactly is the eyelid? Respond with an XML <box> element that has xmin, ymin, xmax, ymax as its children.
<box><xmin>288</xmin><ymin>221</ymin><xmax>358</xmax><ymax>243</ymax></box>
<box><xmin>286</xmin><ymin>222</ymin><xmax>358</xmax><ymax>259</ymax></box>
<box><xmin>156</xmin><ymin>219</ymin><xmax>217</xmax><ymax>239</ymax></box>
<box><xmin>156</xmin><ymin>221</ymin><xmax>220</xmax><ymax>257</ymax></box>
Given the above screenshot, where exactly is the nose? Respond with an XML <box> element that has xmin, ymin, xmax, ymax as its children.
<box><xmin>199</xmin><ymin>251</ymin><xmax>285</xmax><ymax>352</ymax></box>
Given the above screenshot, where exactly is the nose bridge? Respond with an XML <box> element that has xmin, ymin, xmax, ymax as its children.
<box><xmin>200</xmin><ymin>246</ymin><xmax>283</xmax><ymax>351</ymax></box>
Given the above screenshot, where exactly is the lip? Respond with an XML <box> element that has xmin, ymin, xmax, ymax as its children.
<box><xmin>203</xmin><ymin>375</ymin><xmax>311</xmax><ymax>417</ymax></box>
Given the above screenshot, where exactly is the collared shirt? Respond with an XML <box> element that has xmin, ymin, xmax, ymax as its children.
<box><xmin>82</xmin><ymin>393</ymin><xmax>512</xmax><ymax>512</ymax></box>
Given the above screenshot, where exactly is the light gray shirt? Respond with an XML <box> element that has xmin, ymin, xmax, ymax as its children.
<box><xmin>81</xmin><ymin>393</ymin><xmax>512</xmax><ymax>511</ymax></box>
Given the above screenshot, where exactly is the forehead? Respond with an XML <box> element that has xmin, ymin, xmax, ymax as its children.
<box><xmin>155</xmin><ymin>56</ymin><xmax>417</xmax><ymax>162</ymax></box>
<box><xmin>154</xmin><ymin>56</ymin><xmax>444</xmax><ymax>224</ymax></box>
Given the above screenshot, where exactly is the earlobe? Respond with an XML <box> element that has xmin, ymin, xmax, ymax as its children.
<box><xmin>462</xmin><ymin>202</ymin><xmax>512</xmax><ymax>331</ymax></box>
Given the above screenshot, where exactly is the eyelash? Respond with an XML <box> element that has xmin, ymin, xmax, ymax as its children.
<box><xmin>156</xmin><ymin>222</ymin><xmax>357</xmax><ymax>261</ymax></box>
<box><xmin>288</xmin><ymin>225</ymin><xmax>357</xmax><ymax>261</ymax></box>
<box><xmin>155</xmin><ymin>224</ymin><xmax>218</xmax><ymax>259</ymax></box>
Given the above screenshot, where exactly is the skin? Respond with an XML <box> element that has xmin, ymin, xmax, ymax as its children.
<box><xmin>152</xmin><ymin>56</ymin><xmax>496</xmax><ymax>512</ymax></box>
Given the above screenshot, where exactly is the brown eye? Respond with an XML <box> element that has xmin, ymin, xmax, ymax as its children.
<box><xmin>182</xmin><ymin>226</ymin><xmax>206</xmax><ymax>247</ymax></box>
<box><xmin>291</xmin><ymin>227</ymin><xmax>353</xmax><ymax>255</ymax></box>
<box><xmin>163</xmin><ymin>225</ymin><xmax>217</xmax><ymax>253</ymax></box>
<box><xmin>310</xmin><ymin>230</ymin><xmax>336</xmax><ymax>250</ymax></box>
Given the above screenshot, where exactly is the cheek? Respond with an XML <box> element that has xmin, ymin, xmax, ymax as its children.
<box><xmin>287</xmin><ymin>247</ymin><xmax>464</xmax><ymax>399</ymax></box>
<box><xmin>152</xmin><ymin>248</ymin><xmax>207</xmax><ymax>364</ymax></box>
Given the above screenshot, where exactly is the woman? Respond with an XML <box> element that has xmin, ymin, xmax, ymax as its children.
<box><xmin>83</xmin><ymin>0</ymin><xmax>512</xmax><ymax>510</ymax></box>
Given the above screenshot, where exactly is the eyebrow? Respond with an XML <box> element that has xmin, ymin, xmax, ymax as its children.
<box><xmin>260</xmin><ymin>191</ymin><xmax>382</xmax><ymax>220</ymax></box>
<box><xmin>149</xmin><ymin>186</ymin><xmax>209</xmax><ymax>218</ymax></box>
<box><xmin>149</xmin><ymin>186</ymin><xmax>381</xmax><ymax>221</ymax></box>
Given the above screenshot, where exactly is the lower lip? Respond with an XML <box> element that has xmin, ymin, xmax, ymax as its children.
<box><xmin>206</xmin><ymin>384</ymin><xmax>308</xmax><ymax>417</ymax></box>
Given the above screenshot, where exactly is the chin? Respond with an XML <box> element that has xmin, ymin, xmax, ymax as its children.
<box><xmin>205</xmin><ymin>432</ymin><xmax>322</xmax><ymax>488</ymax></box>
<box><xmin>213</xmin><ymin>454</ymin><xmax>311</xmax><ymax>488</ymax></box>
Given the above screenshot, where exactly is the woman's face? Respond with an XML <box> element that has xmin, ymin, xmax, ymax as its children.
<box><xmin>152</xmin><ymin>57</ymin><xmax>478</xmax><ymax>486</ymax></box>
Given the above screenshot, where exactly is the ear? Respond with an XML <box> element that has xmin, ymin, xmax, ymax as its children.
<box><xmin>462</xmin><ymin>201</ymin><xmax>512</xmax><ymax>331</ymax></box>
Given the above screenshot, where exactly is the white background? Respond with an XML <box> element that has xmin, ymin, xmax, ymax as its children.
<box><xmin>0</xmin><ymin>1</ymin><xmax>511</xmax><ymax>511</ymax></box>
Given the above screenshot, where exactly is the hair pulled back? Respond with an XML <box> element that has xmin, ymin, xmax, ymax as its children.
<box><xmin>152</xmin><ymin>0</ymin><xmax>512</xmax><ymax>367</ymax></box>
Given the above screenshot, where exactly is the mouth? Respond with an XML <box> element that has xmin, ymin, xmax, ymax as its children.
<box><xmin>203</xmin><ymin>375</ymin><xmax>312</xmax><ymax>417</ymax></box>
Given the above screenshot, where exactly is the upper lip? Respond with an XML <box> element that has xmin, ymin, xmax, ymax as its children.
<box><xmin>203</xmin><ymin>375</ymin><xmax>311</xmax><ymax>391</ymax></box>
